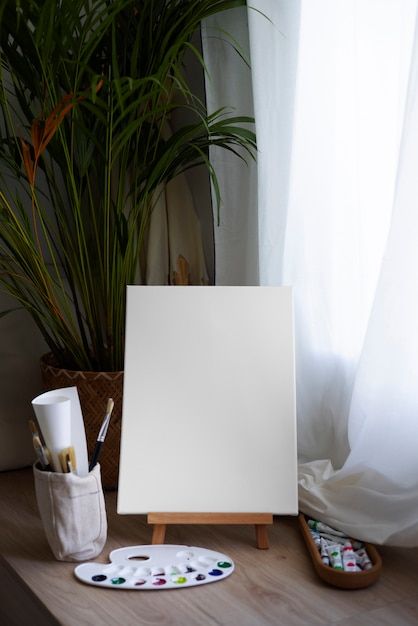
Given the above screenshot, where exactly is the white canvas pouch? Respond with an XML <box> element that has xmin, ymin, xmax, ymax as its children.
<box><xmin>33</xmin><ymin>462</ymin><xmax>107</xmax><ymax>561</ymax></box>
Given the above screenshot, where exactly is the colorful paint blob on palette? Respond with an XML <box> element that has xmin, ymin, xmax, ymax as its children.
<box><xmin>74</xmin><ymin>545</ymin><xmax>234</xmax><ymax>590</ymax></box>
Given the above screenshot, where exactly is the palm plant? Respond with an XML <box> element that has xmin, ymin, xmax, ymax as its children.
<box><xmin>0</xmin><ymin>0</ymin><xmax>255</xmax><ymax>371</ymax></box>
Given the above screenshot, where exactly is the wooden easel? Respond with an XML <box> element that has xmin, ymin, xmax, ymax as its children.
<box><xmin>153</xmin><ymin>262</ymin><xmax>273</xmax><ymax>549</ymax></box>
<box><xmin>148</xmin><ymin>513</ymin><xmax>273</xmax><ymax>549</ymax></box>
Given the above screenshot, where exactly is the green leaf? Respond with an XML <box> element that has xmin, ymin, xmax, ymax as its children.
<box><xmin>0</xmin><ymin>306</ymin><xmax>22</xmax><ymax>319</ymax></box>
<box><xmin>0</xmin><ymin>0</ymin><xmax>256</xmax><ymax>371</ymax></box>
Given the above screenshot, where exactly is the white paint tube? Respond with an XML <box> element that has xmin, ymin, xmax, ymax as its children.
<box><xmin>355</xmin><ymin>548</ymin><xmax>373</xmax><ymax>570</ymax></box>
<box><xmin>308</xmin><ymin>519</ymin><xmax>346</xmax><ymax>537</ymax></box>
<box><xmin>326</xmin><ymin>544</ymin><xmax>344</xmax><ymax>570</ymax></box>
<box><xmin>316</xmin><ymin>531</ymin><xmax>363</xmax><ymax>550</ymax></box>
<box><xmin>342</xmin><ymin>542</ymin><xmax>357</xmax><ymax>572</ymax></box>
<box><xmin>309</xmin><ymin>529</ymin><xmax>321</xmax><ymax>548</ymax></box>
<box><xmin>320</xmin><ymin>537</ymin><xmax>330</xmax><ymax>566</ymax></box>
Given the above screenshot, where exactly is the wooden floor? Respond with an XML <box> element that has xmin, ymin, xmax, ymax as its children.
<box><xmin>0</xmin><ymin>468</ymin><xmax>417</xmax><ymax>626</ymax></box>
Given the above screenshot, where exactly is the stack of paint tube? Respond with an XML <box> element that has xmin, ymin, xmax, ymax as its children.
<box><xmin>307</xmin><ymin>518</ymin><xmax>373</xmax><ymax>572</ymax></box>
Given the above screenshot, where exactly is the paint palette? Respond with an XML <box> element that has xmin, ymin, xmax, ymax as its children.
<box><xmin>74</xmin><ymin>545</ymin><xmax>235</xmax><ymax>590</ymax></box>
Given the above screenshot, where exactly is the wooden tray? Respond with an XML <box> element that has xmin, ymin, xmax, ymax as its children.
<box><xmin>298</xmin><ymin>514</ymin><xmax>382</xmax><ymax>589</ymax></box>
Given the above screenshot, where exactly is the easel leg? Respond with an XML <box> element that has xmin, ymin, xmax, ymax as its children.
<box><xmin>152</xmin><ymin>523</ymin><xmax>166</xmax><ymax>544</ymax></box>
<box><xmin>255</xmin><ymin>524</ymin><xmax>269</xmax><ymax>549</ymax></box>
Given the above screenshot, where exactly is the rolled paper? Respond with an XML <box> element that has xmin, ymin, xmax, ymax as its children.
<box><xmin>355</xmin><ymin>548</ymin><xmax>373</xmax><ymax>570</ymax></box>
<box><xmin>308</xmin><ymin>519</ymin><xmax>346</xmax><ymax>537</ymax></box>
<box><xmin>31</xmin><ymin>395</ymin><xmax>72</xmax><ymax>472</ymax></box>
<box><xmin>326</xmin><ymin>544</ymin><xmax>344</xmax><ymax>570</ymax></box>
<box><xmin>320</xmin><ymin>537</ymin><xmax>330</xmax><ymax>566</ymax></box>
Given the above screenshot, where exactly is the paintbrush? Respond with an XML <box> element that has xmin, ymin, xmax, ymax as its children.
<box><xmin>28</xmin><ymin>420</ymin><xmax>52</xmax><ymax>471</ymax></box>
<box><xmin>89</xmin><ymin>398</ymin><xmax>114</xmax><ymax>472</ymax></box>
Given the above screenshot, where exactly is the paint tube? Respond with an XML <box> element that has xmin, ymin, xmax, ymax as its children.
<box><xmin>342</xmin><ymin>542</ymin><xmax>357</xmax><ymax>572</ymax></box>
<box><xmin>308</xmin><ymin>519</ymin><xmax>346</xmax><ymax>537</ymax></box>
<box><xmin>320</xmin><ymin>537</ymin><xmax>330</xmax><ymax>566</ymax></box>
<box><xmin>315</xmin><ymin>531</ymin><xmax>364</xmax><ymax>550</ymax></box>
<box><xmin>309</xmin><ymin>529</ymin><xmax>321</xmax><ymax>548</ymax></box>
<box><xmin>318</xmin><ymin>532</ymin><xmax>349</xmax><ymax>546</ymax></box>
<box><xmin>355</xmin><ymin>548</ymin><xmax>373</xmax><ymax>570</ymax></box>
<box><xmin>326</xmin><ymin>544</ymin><xmax>344</xmax><ymax>570</ymax></box>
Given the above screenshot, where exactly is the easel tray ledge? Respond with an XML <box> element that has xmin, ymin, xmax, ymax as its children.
<box><xmin>148</xmin><ymin>513</ymin><xmax>274</xmax><ymax>549</ymax></box>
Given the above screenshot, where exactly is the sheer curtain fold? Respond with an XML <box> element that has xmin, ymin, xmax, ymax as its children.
<box><xmin>201</xmin><ymin>9</ymin><xmax>259</xmax><ymax>285</ymax></box>
<box><xmin>292</xmin><ymin>0</ymin><xmax>418</xmax><ymax>545</ymax></box>
<box><xmin>204</xmin><ymin>0</ymin><xmax>418</xmax><ymax>545</ymax></box>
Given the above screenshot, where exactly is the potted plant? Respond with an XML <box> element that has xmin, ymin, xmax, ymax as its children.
<box><xmin>0</xmin><ymin>0</ymin><xmax>255</xmax><ymax>486</ymax></box>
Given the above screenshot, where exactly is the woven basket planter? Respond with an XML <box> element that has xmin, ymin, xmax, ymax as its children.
<box><xmin>40</xmin><ymin>353</ymin><xmax>123</xmax><ymax>490</ymax></box>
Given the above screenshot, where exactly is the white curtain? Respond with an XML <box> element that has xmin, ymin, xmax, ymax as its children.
<box><xmin>203</xmin><ymin>0</ymin><xmax>418</xmax><ymax>546</ymax></box>
<box><xmin>202</xmin><ymin>9</ymin><xmax>259</xmax><ymax>285</ymax></box>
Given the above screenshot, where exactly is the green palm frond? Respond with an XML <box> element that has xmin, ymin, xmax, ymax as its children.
<box><xmin>0</xmin><ymin>0</ymin><xmax>255</xmax><ymax>371</ymax></box>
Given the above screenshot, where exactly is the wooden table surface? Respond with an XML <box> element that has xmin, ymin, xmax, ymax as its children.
<box><xmin>1</xmin><ymin>468</ymin><xmax>418</xmax><ymax>626</ymax></box>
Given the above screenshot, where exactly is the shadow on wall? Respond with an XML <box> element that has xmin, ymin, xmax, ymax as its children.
<box><xmin>0</xmin><ymin>292</ymin><xmax>47</xmax><ymax>470</ymax></box>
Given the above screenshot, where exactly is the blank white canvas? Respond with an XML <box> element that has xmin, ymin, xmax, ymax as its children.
<box><xmin>117</xmin><ymin>286</ymin><xmax>297</xmax><ymax>514</ymax></box>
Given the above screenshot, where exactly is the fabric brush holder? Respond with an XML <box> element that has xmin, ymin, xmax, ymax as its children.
<box><xmin>33</xmin><ymin>462</ymin><xmax>107</xmax><ymax>562</ymax></box>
